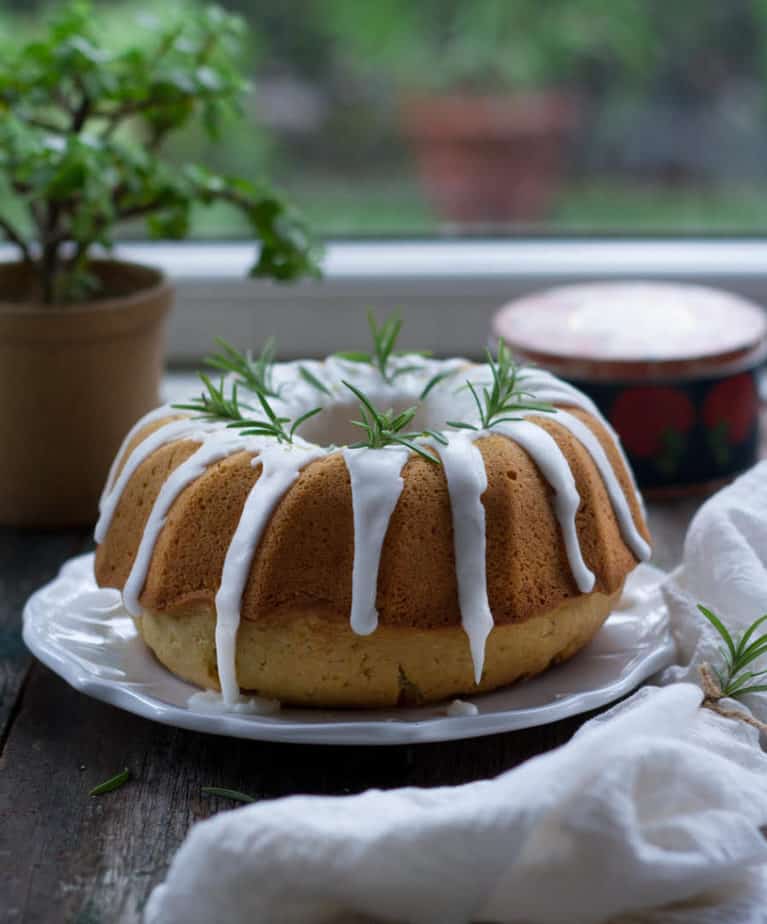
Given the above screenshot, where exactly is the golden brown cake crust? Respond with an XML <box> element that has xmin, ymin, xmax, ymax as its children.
<box><xmin>136</xmin><ymin>585</ymin><xmax>622</xmax><ymax>707</ymax></box>
<box><xmin>95</xmin><ymin>407</ymin><xmax>648</xmax><ymax>631</ymax></box>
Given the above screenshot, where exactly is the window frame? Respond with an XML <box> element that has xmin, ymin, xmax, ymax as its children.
<box><xmin>7</xmin><ymin>238</ymin><xmax>767</xmax><ymax>361</ymax></box>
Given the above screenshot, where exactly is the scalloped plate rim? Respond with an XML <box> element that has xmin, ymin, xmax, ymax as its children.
<box><xmin>22</xmin><ymin>554</ymin><xmax>676</xmax><ymax>745</ymax></box>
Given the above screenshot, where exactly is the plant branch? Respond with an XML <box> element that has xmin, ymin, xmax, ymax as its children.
<box><xmin>0</xmin><ymin>214</ymin><xmax>33</xmax><ymax>262</ymax></box>
<box><xmin>71</xmin><ymin>74</ymin><xmax>92</xmax><ymax>133</ymax></box>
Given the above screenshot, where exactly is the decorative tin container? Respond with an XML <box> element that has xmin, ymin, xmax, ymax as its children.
<box><xmin>493</xmin><ymin>282</ymin><xmax>767</xmax><ymax>496</ymax></box>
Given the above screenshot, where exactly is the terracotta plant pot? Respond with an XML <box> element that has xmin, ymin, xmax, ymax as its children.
<box><xmin>402</xmin><ymin>92</ymin><xmax>575</xmax><ymax>223</ymax></box>
<box><xmin>0</xmin><ymin>259</ymin><xmax>173</xmax><ymax>526</ymax></box>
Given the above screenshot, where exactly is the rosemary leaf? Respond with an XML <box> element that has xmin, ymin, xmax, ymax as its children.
<box><xmin>89</xmin><ymin>768</ymin><xmax>130</xmax><ymax>796</ymax></box>
<box><xmin>290</xmin><ymin>406</ymin><xmax>323</xmax><ymax>439</ymax></box>
<box><xmin>391</xmin><ymin>436</ymin><xmax>440</xmax><ymax>464</ymax></box>
<box><xmin>201</xmin><ymin>787</ymin><xmax>257</xmax><ymax>804</ymax></box>
<box><xmin>342</xmin><ymin>380</ymin><xmax>441</xmax><ymax>464</ymax></box>
<box><xmin>449</xmin><ymin>340</ymin><xmax>556</xmax><ymax>431</ymax></box>
<box><xmin>698</xmin><ymin>605</ymin><xmax>737</xmax><ymax>659</ymax></box>
<box><xmin>697</xmin><ymin>604</ymin><xmax>767</xmax><ymax>699</ymax></box>
<box><xmin>173</xmin><ymin>369</ymin><xmax>320</xmax><ymax>445</ymax></box>
<box><xmin>206</xmin><ymin>337</ymin><xmax>281</xmax><ymax>398</ymax></box>
<box><xmin>420</xmin><ymin>370</ymin><xmax>454</xmax><ymax>401</ymax></box>
<box><xmin>299</xmin><ymin>365</ymin><xmax>332</xmax><ymax>396</ymax></box>
<box><xmin>336</xmin><ymin>311</ymin><xmax>429</xmax><ymax>384</ymax></box>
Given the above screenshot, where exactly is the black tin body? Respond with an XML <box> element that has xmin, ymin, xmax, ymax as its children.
<box><xmin>562</xmin><ymin>355</ymin><xmax>763</xmax><ymax>496</ymax></box>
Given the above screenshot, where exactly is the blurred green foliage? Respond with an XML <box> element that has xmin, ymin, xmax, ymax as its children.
<box><xmin>3</xmin><ymin>0</ymin><xmax>767</xmax><ymax>238</ymax></box>
<box><xmin>324</xmin><ymin>0</ymin><xmax>655</xmax><ymax>92</ymax></box>
<box><xmin>0</xmin><ymin>0</ymin><xmax>318</xmax><ymax>303</ymax></box>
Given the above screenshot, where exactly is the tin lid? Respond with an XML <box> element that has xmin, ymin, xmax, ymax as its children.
<box><xmin>493</xmin><ymin>281</ymin><xmax>767</xmax><ymax>381</ymax></box>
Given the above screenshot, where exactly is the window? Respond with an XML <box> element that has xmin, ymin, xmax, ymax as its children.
<box><xmin>4</xmin><ymin>1</ymin><xmax>767</xmax><ymax>358</ymax></box>
<box><xmin>8</xmin><ymin>0</ymin><xmax>767</xmax><ymax>238</ymax></box>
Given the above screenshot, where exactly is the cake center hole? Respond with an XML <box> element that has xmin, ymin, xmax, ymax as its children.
<box><xmin>297</xmin><ymin>397</ymin><xmax>435</xmax><ymax>447</ymax></box>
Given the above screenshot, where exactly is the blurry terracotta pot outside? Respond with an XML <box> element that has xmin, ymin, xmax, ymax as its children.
<box><xmin>0</xmin><ymin>259</ymin><xmax>173</xmax><ymax>526</ymax></box>
<box><xmin>402</xmin><ymin>92</ymin><xmax>576</xmax><ymax>223</ymax></box>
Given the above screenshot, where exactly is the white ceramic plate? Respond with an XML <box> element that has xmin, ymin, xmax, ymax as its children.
<box><xmin>23</xmin><ymin>554</ymin><xmax>675</xmax><ymax>745</ymax></box>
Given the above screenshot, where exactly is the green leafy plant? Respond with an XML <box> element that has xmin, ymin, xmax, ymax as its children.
<box><xmin>205</xmin><ymin>337</ymin><xmax>281</xmax><ymax>398</ymax></box>
<box><xmin>0</xmin><ymin>0</ymin><xmax>319</xmax><ymax>303</ymax></box>
<box><xmin>343</xmin><ymin>380</ymin><xmax>446</xmax><ymax>464</ymax></box>
<box><xmin>327</xmin><ymin>0</ymin><xmax>654</xmax><ymax>93</ymax></box>
<box><xmin>447</xmin><ymin>340</ymin><xmax>555</xmax><ymax>431</ymax></box>
<box><xmin>336</xmin><ymin>311</ymin><xmax>428</xmax><ymax>385</ymax></box>
<box><xmin>698</xmin><ymin>605</ymin><xmax>767</xmax><ymax>698</ymax></box>
<box><xmin>173</xmin><ymin>374</ymin><xmax>321</xmax><ymax>445</ymax></box>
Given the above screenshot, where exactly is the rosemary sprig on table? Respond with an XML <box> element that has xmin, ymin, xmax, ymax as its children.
<box><xmin>698</xmin><ymin>605</ymin><xmax>767</xmax><ymax>698</ymax></box>
<box><xmin>201</xmin><ymin>786</ymin><xmax>257</xmax><ymax>804</ymax></box>
<box><xmin>447</xmin><ymin>340</ymin><xmax>556</xmax><ymax>431</ymax></box>
<box><xmin>172</xmin><ymin>375</ymin><xmax>321</xmax><ymax>445</ymax></box>
<box><xmin>343</xmin><ymin>380</ymin><xmax>446</xmax><ymax>464</ymax></box>
<box><xmin>205</xmin><ymin>337</ymin><xmax>281</xmax><ymax>398</ymax></box>
<box><xmin>336</xmin><ymin>310</ymin><xmax>428</xmax><ymax>385</ymax></box>
<box><xmin>89</xmin><ymin>768</ymin><xmax>130</xmax><ymax>797</ymax></box>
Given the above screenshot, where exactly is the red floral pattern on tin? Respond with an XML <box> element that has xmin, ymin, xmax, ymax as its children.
<box><xmin>702</xmin><ymin>374</ymin><xmax>758</xmax><ymax>444</ymax></box>
<box><xmin>609</xmin><ymin>387</ymin><xmax>695</xmax><ymax>476</ymax></box>
<box><xmin>702</xmin><ymin>373</ymin><xmax>759</xmax><ymax>467</ymax></box>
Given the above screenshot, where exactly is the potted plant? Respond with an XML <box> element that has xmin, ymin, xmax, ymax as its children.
<box><xmin>329</xmin><ymin>0</ymin><xmax>651</xmax><ymax>223</ymax></box>
<box><xmin>0</xmin><ymin>1</ymin><xmax>318</xmax><ymax>526</ymax></box>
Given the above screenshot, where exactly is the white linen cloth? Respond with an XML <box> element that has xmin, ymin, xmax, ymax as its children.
<box><xmin>145</xmin><ymin>464</ymin><xmax>767</xmax><ymax>924</ymax></box>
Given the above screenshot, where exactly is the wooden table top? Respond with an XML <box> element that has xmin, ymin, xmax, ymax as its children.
<box><xmin>0</xmin><ymin>496</ymin><xmax>702</xmax><ymax>923</ymax></box>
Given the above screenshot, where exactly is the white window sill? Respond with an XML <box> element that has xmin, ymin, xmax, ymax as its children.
<box><xmin>6</xmin><ymin>239</ymin><xmax>767</xmax><ymax>360</ymax></box>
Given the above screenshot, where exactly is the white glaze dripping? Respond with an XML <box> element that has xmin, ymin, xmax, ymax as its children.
<box><xmin>95</xmin><ymin>417</ymin><xmax>214</xmax><ymax>543</ymax></box>
<box><xmin>215</xmin><ymin>443</ymin><xmax>325</xmax><ymax>704</ymax></box>
<box><xmin>187</xmin><ymin>689</ymin><xmax>280</xmax><ymax>716</ymax></box>
<box><xmin>523</xmin><ymin>369</ymin><xmax>646</xmax><ymax>515</ymax></box>
<box><xmin>437</xmin><ymin>432</ymin><xmax>494</xmax><ymax>684</ymax></box>
<box><xmin>446</xmin><ymin>699</ymin><xmax>479</xmax><ymax>717</ymax></box>
<box><xmin>537</xmin><ymin>409</ymin><xmax>651</xmax><ymax>562</ymax></box>
<box><xmin>99</xmin><ymin>405</ymin><xmax>177</xmax><ymax>509</ymax></box>
<box><xmin>342</xmin><ymin>445</ymin><xmax>409</xmax><ymax>635</ymax></box>
<box><xmin>494</xmin><ymin>419</ymin><xmax>596</xmax><ymax>594</ymax></box>
<box><xmin>122</xmin><ymin>431</ymin><xmax>245</xmax><ymax>616</ymax></box>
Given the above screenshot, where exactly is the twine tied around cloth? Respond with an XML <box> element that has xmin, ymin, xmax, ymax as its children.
<box><xmin>699</xmin><ymin>664</ymin><xmax>767</xmax><ymax>734</ymax></box>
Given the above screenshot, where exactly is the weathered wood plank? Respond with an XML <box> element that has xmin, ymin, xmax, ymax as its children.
<box><xmin>1</xmin><ymin>661</ymin><xmax>605</xmax><ymax>924</ymax></box>
<box><xmin>0</xmin><ymin>528</ymin><xmax>91</xmax><ymax>744</ymax></box>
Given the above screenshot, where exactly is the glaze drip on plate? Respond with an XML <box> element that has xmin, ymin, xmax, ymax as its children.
<box><xmin>97</xmin><ymin>355</ymin><xmax>650</xmax><ymax>704</ymax></box>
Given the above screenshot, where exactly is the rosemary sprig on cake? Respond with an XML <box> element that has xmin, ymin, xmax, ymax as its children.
<box><xmin>233</xmin><ymin>392</ymin><xmax>322</xmax><ymax>445</ymax></box>
<box><xmin>343</xmin><ymin>381</ymin><xmax>447</xmax><ymax>464</ymax></box>
<box><xmin>173</xmin><ymin>374</ymin><xmax>252</xmax><ymax>422</ymax></box>
<box><xmin>447</xmin><ymin>340</ymin><xmax>555</xmax><ymax>431</ymax></box>
<box><xmin>698</xmin><ymin>605</ymin><xmax>767</xmax><ymax>698</ymax></box>
<box><xmin>173</xmin><ymin>375</ymin><xmax>321</xmax><ymax>445</ymax></box>
<box><xmin>205</xmin><ymin>337</ymin><xmax>282</xmax><ymax>398</ymax></box>
<box><xmin>336</xmin><ymin>311</ymin><xmax>429</xmax><ymax>385</ymax></box>
<box><xmin>299</xmin><ymin>365</ymin><xmax>333</xmax><ymax>397</ymax></box>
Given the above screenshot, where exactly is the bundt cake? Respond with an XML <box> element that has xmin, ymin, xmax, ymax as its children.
<box><xmin>94</xmin><ymin>321</ymin><xmax>651</xmax><ymax>708</ymax></box>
